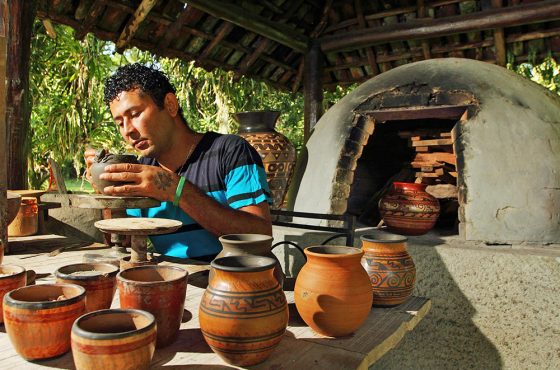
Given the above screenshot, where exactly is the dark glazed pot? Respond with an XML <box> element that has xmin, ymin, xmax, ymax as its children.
<box><xmin>117</xmin><ymin>265</ymin><xmax>188</xmax><ymax>348</ymax></box>
<box><xmin>3</xmin><ymin>283</ymin><xmax>86</xmax><ymax>360</ymax></box>
<box><xmin>199</xmin><ymin>256</ymin><xmax>288</xmax><ymax>366</ymax></box>
<box><xmin>379</xmin><ymin>182</ymin><xmax>440</xmax><ymax>235</ymax></box>
<box><xmin>212</xmin><ymin>234</ymin><xmax>284</xmax><ymax>286</ymax></box>
<box><xmin>71</xmin><ymin>309</ymin><xmax>157</xmax><ymax>370</ymax></box>
<box><xmin>55</xmin><ymin>263</ymin><xmax>119</xmax><ymax>312</ymax></box>
<box><xmin>0</xmin><ymin>265</ymin><xmax>27</xmax><ymax>323</ymax></box>
<box><xmin>234</xmin><ymin>111</ymin><xmax>296</xmax><ymax>209</ymax></box>
<box><xmin>294</xmin><ymin>246</ymin><xmax>373</xmax><ymax>337</ymax></box>
<box><xmin>360</xmin><ymin>231</ymin><xmax>416</xmax><ymax>306</ymax></box>
<box><xmin>90</xmin><ymin>149</ymin><xmax>139</xmax><ymax>193</ymax></box>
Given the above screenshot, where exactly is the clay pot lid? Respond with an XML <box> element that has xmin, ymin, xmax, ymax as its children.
<box><xmin>72</xmin><ymin>308</ymin><xmax>156</xmax><ymax>340</ymax></box>
<box><xmin>211</xmin><ymin>255</ymin><xmax>277</xmax><ymax>272</ymax></box>
<box><xmin>360</xmin><ymin>231</ymin><xmax>408</xmax><ymax>243</ymax></box>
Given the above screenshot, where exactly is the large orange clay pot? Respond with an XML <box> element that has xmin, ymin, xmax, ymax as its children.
<box><xmin>294</xmin><ymin>246</ymin><xmax>372</xmax><ymax>337</ymax></box>
<box><xmin>71</xmin><ymin>308</ymin><xmax>157</xmax><ymax>370</ymax></box>
<box><xmin>117</xmin><ymin>265</ymin><xmax>187</xmax><ymax>348</ymax></box>
<box><xmin>213</xmin><ymin>234</ymin><xmax>284</xmax><ymax>286</ymax></box>
<box><xmin>235</xmin><ymin>111</ymin><xmax>296</xmax><ymax>209</ymax></box>
<box><xmin>379</xmin><ymin>182</ymin><xmax>440</xmax><ymax>235</ymax></box>
<box><xmin>55</xmin><ymin>263</ymin><xmax>119</xmax><ymax>312</ymax></box>
<box><xmin>0</xmin><ymin>265</ymin><xmax>27</xmax><ymax>323</ymax></box>
<box><xmin>3</xmin><ymin>284</ymin><xmax>86</xmax><ymax>360</ymax></box>
<box><xmin>199</xmin><ymin>256</ymin><xmax>288</xmax><ymax>366</ymax></box>
<box><xmin>360</xmin><ymin>231</ymin><xmax>416</xmax><ymax>306</ymax></box>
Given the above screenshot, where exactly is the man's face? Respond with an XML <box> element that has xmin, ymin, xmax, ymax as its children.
<box><xmin>109</xmin><ymin>88</ymin><xmax>173</xmax><ymax>158</ymax></box>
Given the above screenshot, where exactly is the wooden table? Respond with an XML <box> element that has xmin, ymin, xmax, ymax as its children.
<box><xmin>0</xmin><ymin>243</ymin><xmax>431</xmax><ymax>369</ymax></box>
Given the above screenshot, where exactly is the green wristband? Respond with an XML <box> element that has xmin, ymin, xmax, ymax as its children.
<box><xmin>173</xmin><ymin>176</ymin><xmax>186</xmax><ymax>207</ymax></box>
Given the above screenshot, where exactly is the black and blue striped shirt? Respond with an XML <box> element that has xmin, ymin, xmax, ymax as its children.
<box><xmin>127</xmin><ymin>132</ymin><xmax>271</xmax><ymax>258</ymax></box>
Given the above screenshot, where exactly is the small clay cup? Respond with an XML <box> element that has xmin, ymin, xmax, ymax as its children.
<box><xmin>0</xmin><ymin>265</ymin><xmax>27</xmax><ymax>323</ymax></box>
<box><xmin>71</xmin><ymin>308</ymin><xmax>157</xmax><ymax>370</ymax></box>
<box><xmin>3</xmin><ymin>283</ymin><xmax>86</xmax><ymax>360</ymax></box>
<box><xmin>55</xmin><ymin>263</ymin><xmax>119</xmax><ymax>312</ymax></box>
<box><xmin>117</xmin><ymin>265</ymin><xmax>188</xmax><ymax>347</ymax></box>
<box><xmin>89</xmin><ymin>150</ymin><xmax>138</xmax><ymax>193</ymax></box>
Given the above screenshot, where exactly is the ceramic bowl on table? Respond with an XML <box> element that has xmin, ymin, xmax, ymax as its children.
<box><xmin>55</xmin><ymin>263</ymin><xmax>119</xmax><ymax>312</ymax></box>
<box><xmin>3</xmin><ymin>283</ymin><xmax>86</xmax><ymax>360</ymax></box>
<box><xmin>0</xmin><ymin>265</ymin><xmax>26</xmax><ymax>323</ymax></box>
<box><xmin>71</xmin><ymin>308</ymin><xmax>157</xmax><ymax>370</ymax></box>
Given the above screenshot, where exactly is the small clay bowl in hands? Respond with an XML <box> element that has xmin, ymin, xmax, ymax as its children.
<box><xmin>89</xmin><ymin>149</ymin><xmax>138</xmax><ymax>194</ymax></box>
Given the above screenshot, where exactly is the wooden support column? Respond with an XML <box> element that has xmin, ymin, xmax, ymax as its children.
<box><xmin>417</xmin><ymin>0</ymin><xmax>432</xmax><ymax>59</ymax></box>
<box><xmin>492</xmin><ymin>0</ymin><xmax>507</xmax><ymax>66</ymax></box>
<box><xmin>303</xmin><ymin>41</ymin><xmax>323</xmax><ymax>143</ymax></box>
<box><xmin>7</xmin><ymin>0</ymin><xmax>35</xmax><ymax>190</ymax></box>
<box><xmin>355</xmin><ymin>0</ymin><xmax>380</xmax><ymax>75</ymax></box>
<box><xmin>0</xmin><ymin>0</ymin><xmax>8</xmax><ymax>261</ymax></box>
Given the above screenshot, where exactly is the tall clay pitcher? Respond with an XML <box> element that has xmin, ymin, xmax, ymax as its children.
<box><xmin>360</xmin><ymin>231</ymin><xmax>416</xmax><ymax>306</ymax></box>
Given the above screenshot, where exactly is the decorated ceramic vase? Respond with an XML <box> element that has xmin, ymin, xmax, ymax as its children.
<box><xmin>199</xmin><ymin>256</ymin><xmax>288</xmax><ymax>366</ymax></box>
<box><xmin>378</xmin><ymin>182</ymin><xmax>440</xmax><ymax>235</ymax></box>
<box><xmin>212</xmin><ymin>234</ymin><xmax>284</xmax><ymax>286</ymax></box>
<box><xmin>360</xmin><ymin>231</ymin><xmax>416</xmax><ymax>306</ymax></box>
<box><xmin>90</xmin><ymin>149</ymin><xmax>139</xmax><ymax>193</ymax></box>
<box><xmin>234</xmin><ymin>111</ymin><xmax>296</xmax><ymax>209</ymax></box>
<box><xmin>294</xmin><ymin>246</ymin><xmax>373</xmax><ymax>337</ymax></box>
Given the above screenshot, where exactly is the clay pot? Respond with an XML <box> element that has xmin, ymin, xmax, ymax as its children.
<box><xmin>294</xmin><ymin>246</ymin><xmax>372</xmax><ymax>337</ymax></box>
<box><xmin>8</xmin><ymin>196</ymin><xmax>38</xmax><ymax>237</ymax></box>
<box><xmin>6</xmin><ymin>191</ymin><xmax>21</xmax><ymax>226</ymax></box>
<box><xmin>3</xmin><ymin>283</ymin><xmax>86</xmax><ymax>360</ymax></box>
<box><xmin>55</xmin><ymin>263</ymin><xmax>119</xmax><ymax>312</ymax></box>
<box><xmin>199</xmin><ymin>255</ymin><xmax>288</xmax><ymax>366</ymax></box>
<box><xmin>71</xmin><ymin>308</ymin><xmax>157</xmax><ymax>370</ymax></box>
<box><xmin>117</xmin><ymin>265</ymin><xmax>188</xmax><ymax>347</ymax></box>
<box><xmin>90</xmin><ymin>149</ymin><xmax>138</xmax><ymax>193</ymax></box>
<box><xmin>0</xmin><ymin>265</ymin><xmax>27</xmax><ymax>323</ymax></box>
<box><xmin>360</xmin><ymin>231</ymin><xmax>416</xmax><ymax>306</ymax></box>
<box><xmin>234</xmin><ymin>111</ymin><xmax>296</xmax><ymax>209</ymax></box>
<box><xmin>379</xmin><ymin>182</ymin><xmax>440</xmax><ymax>235</ymax></box>
<box><xmin>212</xmin><ymin>234</ymin><xmax>284</xmax><ymax>286</ymax></box>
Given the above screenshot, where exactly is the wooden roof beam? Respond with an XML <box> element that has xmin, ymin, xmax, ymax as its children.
<box><xmin>182</xmin><ymin>0</ymin><xmax>310</xmax><ymax>53</ymax></box>
<box><xmin>159</xmin><ymin>5</ymin><xmax>204</xmax><ymax>52</ymax></box>
<box><xmin>321</xmin><ymin>0</ymin><xmax>560</xmax><ymax>53</ymax></box>
<box><xmin>74</xmin><ymin>0</ymin><xmax>106</xmax><ymax>40</ymax></box>
<box><xmin>196</xmin><ymin>22</ymin><xmax>234</xmax><ymax>65</ymax></box>
<box><xmin>417</xmin><ymin>0</ymin><xmax>432</xmax><ymax>60</ymax></box>
<box><xmin>355</xmin><ymin>0</ymin><xmax>379</xmax><ymax>75</ymax></box>
<box><xmin>491</xmin><ymin>0</ymin><xmax>506</xmax><ymax>67</ymax></box>
<box><xmin>115</xmin><ymin>0</ymin><xmax>158</xmax><ymax>53</ymax></box>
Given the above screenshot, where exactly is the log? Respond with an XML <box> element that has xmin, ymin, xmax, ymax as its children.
<box><xmin>320</xmin><ymin>0</ymin><xmax>560</xmax><ymax>52</ymax></box>
<box><xmin>116</xmin><ymin>0</ymin><xmax>158</xmax><ymax>52</ymax></box>
<box><xmin>412</xmin><ymin>138</ymin><xmax>453</xmax><ymax>147</ymax></box>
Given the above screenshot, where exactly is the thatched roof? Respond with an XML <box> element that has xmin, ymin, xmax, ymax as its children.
<box><xmin>37</xmin><ymin>0</ymin><xmax>560</xmax><ymax>91</ymax></box>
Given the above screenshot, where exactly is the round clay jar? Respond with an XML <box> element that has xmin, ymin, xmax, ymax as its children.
<box><xmin>90</xmin><ymin>149</ymin><xmax>139</xmax><ymax>193</ymax></box>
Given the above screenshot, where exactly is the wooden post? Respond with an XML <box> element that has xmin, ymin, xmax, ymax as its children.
<box><xmin>304</xmin><ymin>41</ymin><xmax>323</xmax><ymax>143</ymax></box>
<box><xmin>492</xmin><ymin>0</ymin><xmax>507</xmax><ymax>66</ymax></box>
<box><xmin>6</xmin><ymin>0</ymin><xmax>36</xmax><ymax>189</ymax></box>
<box><xmin>0</xmin><ymin>0</ymin><xmax>8</xmax><ymax>262</ymax></box>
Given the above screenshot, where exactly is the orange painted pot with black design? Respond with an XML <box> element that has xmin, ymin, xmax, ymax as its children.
<box><xmin>71</xmin><ymin>309</ymin><xmax>156</xmax><ymax>370</ymax></box>
<box><xmin>199</xmin><ymin>256</ymin><xmax>288</xmax><ymax>366</ymax></box>
<box><xmin>3</xmin><ymin>284</ymin><xmax>86</xmax><ymax>360</ymax></box>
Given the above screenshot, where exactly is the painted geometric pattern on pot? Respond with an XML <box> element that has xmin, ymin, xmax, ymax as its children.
<box><xmin>200</xmin><ymin>287</ymin><xmax>286</xmax><ymax>319</ymax></box>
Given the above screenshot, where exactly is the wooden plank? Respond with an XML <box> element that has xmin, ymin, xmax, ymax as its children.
<box><xmin>415</xmin><ymin>146</ymin><xmax>429</xmax><ymax>152</ymax></box>
<box><xmin>365</xmin><ymin>105</ymin><xmax>469</xmax><ymax>121</ymax></box>
<box><xmin>412</xmin><ymin>138</ymin><xmax>453</xmax><ymax>147</ymax></box>
<box><xmin>0</xmin><ymin>247</ymin><xmax>431</xmax><ymax>369</ymax></box>
<box><xmin>0</xmin><ymin>0</ymin><xmax>7</xmax><ymax>258</ymax></box>
<box><xmin>115</xmin><ymin>0</ymin><xmax>158</xmax><ymax>52</ymax></box>
<box><xmin>414</xmin><ymin>152</ymin><xmax>456</xmax><ymax>165</ymax></box>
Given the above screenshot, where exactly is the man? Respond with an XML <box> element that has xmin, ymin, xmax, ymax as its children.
<box><xmin>85</xmin><ymin>63</ymin><xmax>272</xmax><ymax>259</ymax></box>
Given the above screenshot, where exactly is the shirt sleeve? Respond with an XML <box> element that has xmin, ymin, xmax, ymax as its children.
<box><xmin>222</xmin><ymin>136</ymin><xmax>272</xmax><ymax>209</ymax></box>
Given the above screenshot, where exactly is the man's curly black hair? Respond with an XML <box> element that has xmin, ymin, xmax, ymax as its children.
<box><xmin>104</xmin><ymin>63</ymin><xmax>184</xmax><ymax>119</ymax></box>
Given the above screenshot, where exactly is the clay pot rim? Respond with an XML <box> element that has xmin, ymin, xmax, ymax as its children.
<box><xmin>211</xmin><ymin>255</ymin><xmax>277</xmax><ymax>272</ymax></box>
<box><xmin>361</xmin><ymin>231</ymin><xmax>408</xmax><ymax>244</ymax></box>
<box><xmin>219</xmin><ymin>233</ymin><xmax>273</xmax><ymax>245</ymax></box>
<box><xmin>393</xmin><ymin>181</ymin><xmax>427</xmax><ymax>190</ymax></box>
<box><xmin>72</xmin><ymin>308</ymin><xmax>156</xmax><ymax>340</ymax></box>
<box><xmin>4</xmin><ymin>283</ymin><xmax>86</xmax><ymax>309</ymax></box>
<box><xmin>304</xmin><ymin>246</ymin><xmax>363</xmax><ymax>258</ymax></box>
<box><xmin>55</xmin><ymin>263</ymin><xmax>119</xmax><ymax>281</ymax></box>
<box><xmin>117</xmin><ymin>265</ymin><xmax>188</xmax><ymax>285</ymax></box>
<box><xmin>0</xmin><ymin>264</ymin><xmax>26</xmax><ymax>280</ymax></box>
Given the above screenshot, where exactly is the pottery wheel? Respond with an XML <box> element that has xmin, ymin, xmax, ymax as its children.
<box><xmin>70</xmin><ymin>194</ymin><xmax>160</xmax><ymax>210</ymax></box>
<box><xmin>94</xmin><ymin>218</ymin><xmax>182</xmax><ymax>236</ymax></box>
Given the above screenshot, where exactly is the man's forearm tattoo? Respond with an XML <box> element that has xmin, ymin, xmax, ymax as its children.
<box><xmin>155</xmin><ymin>171</ymin><xmax>173</xmax><ymax>190</ymax></box>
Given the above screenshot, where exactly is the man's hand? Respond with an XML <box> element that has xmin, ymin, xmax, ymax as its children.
<box><xmin>84</xmin><ymin>148</ymin><xmax>101</xmax><ymax>193</ymax></box>
<box><xmin>99</xmin><ymin>163</ymin><xmax>178</xmax><ymax>202</ymax></box>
